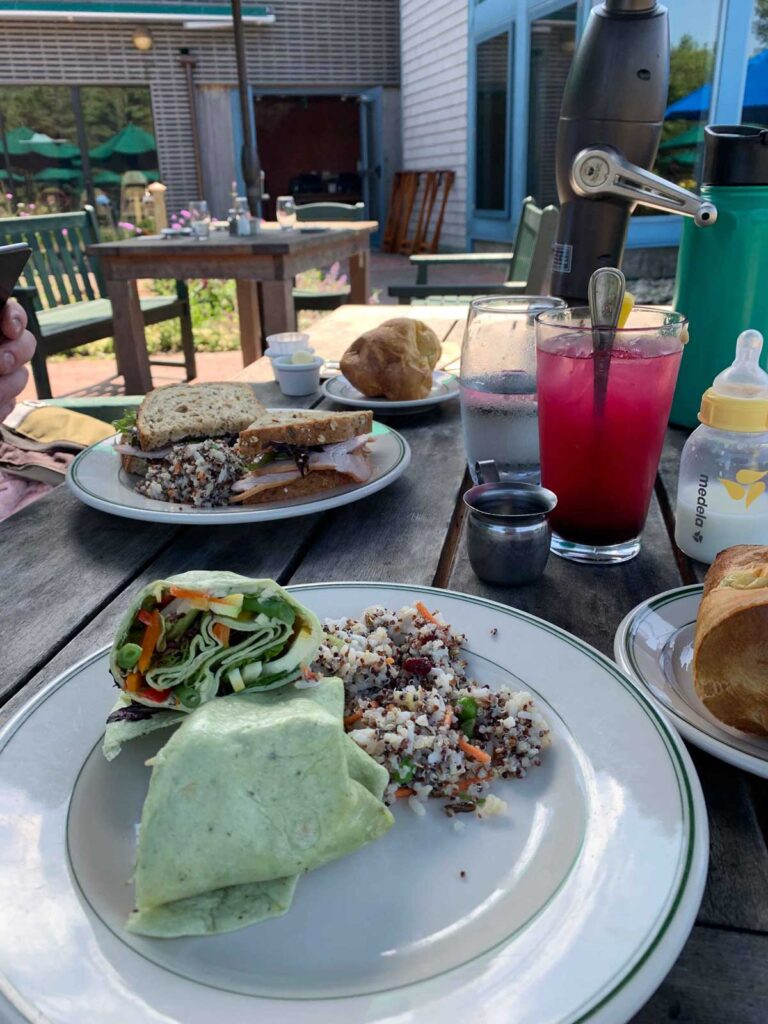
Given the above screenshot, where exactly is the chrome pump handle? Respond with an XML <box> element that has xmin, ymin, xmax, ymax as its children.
<box><xmin>570</xmin><ymin>146</ymin><xmax>718</xmax><ymax>227</ymax></box>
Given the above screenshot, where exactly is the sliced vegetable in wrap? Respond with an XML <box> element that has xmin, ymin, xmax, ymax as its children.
<box><xmin>126</xmin><ymin>678</ymin><xmax>393</xmax><ymax>937</ymax></box>
<box><xmin>104</xmin><ymin>571</ymin><xmax>322</xmax><ymax>759</ymax></box>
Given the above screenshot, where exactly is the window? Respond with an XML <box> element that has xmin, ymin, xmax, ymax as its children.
<box><xmin>743</xmin><ymin>2</ymin><xmax>768</xmax><ymax>125</ymax></box>
<box><xmin>651</xmin><ymin>0</ymin><xmax>722</xmax><ymax>197</ymax></box>
<box><xmin>474</xmin><ymin>30</ymin><xmax>511</xmax><ymax>212</ymax></box>
<box><xmin>526</xmin><ymin>4</ymin><xmax>577</xmax><ymax>209</ymax></box>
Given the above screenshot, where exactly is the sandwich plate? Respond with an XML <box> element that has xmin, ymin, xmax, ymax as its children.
<box><xmin>615</xmin><ymin>585</ymin><xmax>768</xmax><ymax>778</ymax></box>
<box><xmin>322</xmin><ymin>370</ymin><xmax>459</xmax><ymax>413</ymax></box>
<box><xmin>0</xmin><ymin>583</ymin><xmax>707</xmax><ymax>1024</ymax></box>
<box><xmin>65</xmin><ymin>420</ymin><xmax>410</xmax><ymax>525</ymax></box>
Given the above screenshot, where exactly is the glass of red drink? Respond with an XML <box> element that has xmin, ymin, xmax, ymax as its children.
<box><xmin>535</xmin><ymin>306</ymin><xmax>688</xmax><ymax>564</ymax></box>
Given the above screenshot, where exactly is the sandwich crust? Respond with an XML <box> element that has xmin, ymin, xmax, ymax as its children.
<box><xmin>137</xmin><ymin>382</ymin><xmax>264</xmax><ymax>450</ymax></box>
<box><xmin>231</xmin><ymin>469</ymin><xmax>357</xmax><ymax>505</ymax></box>
<box><xmin>238</xmin><ymin>410</ymin><xmax>372</xmax><ymax>458</ymax></box>
<box><xmin>693</xmin><ymin>544</ymin><xmax>768</xmax><ymax>735</ymax></box>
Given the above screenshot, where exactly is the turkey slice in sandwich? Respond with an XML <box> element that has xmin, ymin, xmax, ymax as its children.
<box><xmin>232</xmin><ymin>409</ymin><xmax>375</xmax><ymax>505</ymax></box>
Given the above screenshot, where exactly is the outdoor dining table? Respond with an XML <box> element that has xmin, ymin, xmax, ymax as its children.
<box><xmin>2</xmin><ymin>306</ymin><xmax>768</xmax><ymax>1022</ymax></box>
<box><xmin>88</xmin><ymin>220</ymin><xmax>377</xmax><ymax>395</ymax></box>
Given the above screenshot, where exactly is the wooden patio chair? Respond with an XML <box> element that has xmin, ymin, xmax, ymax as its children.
<box><xmin>387</xmin><ymin>197</ymin><xmax>559</xmax><ymax>304</ymax></box>
<box><xmin>3</xmin><ymin>206</ymin><xmax>194</xmax><ymax>398</ymax></box>
<box><xmin>292</xmin><ymin>201</ymin><xmax>365</xmax><ymax>312</ymax></box>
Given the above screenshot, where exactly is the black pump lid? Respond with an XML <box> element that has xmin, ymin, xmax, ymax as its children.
<box><xmin>702</xmin><ymin>124</ymin><xmax>768</xmax><ymax>186</ymax></box>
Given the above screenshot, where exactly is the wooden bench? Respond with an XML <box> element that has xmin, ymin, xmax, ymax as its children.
<box><xmin>388</xmin><ymin>197</ymin><xmax>559</xmax><ymax>304</ymax></box>
<box><xmin>1</xmin><ymin>207</ymin><xmax>194</xmax><ymax>398</ymax></box>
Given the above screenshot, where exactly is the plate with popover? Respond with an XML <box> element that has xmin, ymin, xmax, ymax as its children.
<box><xmin>615</xmin><ymin>545</ymin><xmax>768</xmax><ymax>777</ymax></box>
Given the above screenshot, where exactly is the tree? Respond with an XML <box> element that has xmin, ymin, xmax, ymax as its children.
<box><xmin>755</xmin><ymin>0</ymin><xmax>768</xmax><ymax>48</ymax></box>
<box><xmin>668</xmin><ymin>34</ymin><xmax>714</xmax><ymax>105</ymax></box>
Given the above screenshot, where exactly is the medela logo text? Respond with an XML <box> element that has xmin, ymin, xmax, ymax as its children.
<box><xmin>692</xmin><ymin>474</ymin><xmax>708</xmax><ymax>544</ymax></box>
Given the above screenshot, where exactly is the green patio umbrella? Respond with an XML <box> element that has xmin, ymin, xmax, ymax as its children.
<box><xmin>659</xmin><ymin>126</ymin><xmax>705</xmax><ymax>152</ymax></box>
<box><xmin>2</xmin><ymin>125</ymin><xmax>35</xmax><ymax>157</ymax></box>
<box><xmin>0</xmin><ymin>169</ymin><xmax>24</xmax><ymax>183</ymax></box>
<box><xmin>16</xmin><ymin>132</ymin><xmax>80</xmax><ymax>171</ymax></box>
<box><xmin>92</xmin><ymin>168</ymin><xmax>122</xmax><ymax>187</ymax></box>
<box><xmin>89</xmin><ymin>122</ymin><xmax>158</xmax><ymax>173</ymax></box>
<box><xmin>34</xmin><ymin>166</ymin><xmax>83</xmax><ymax>184</ymax></box>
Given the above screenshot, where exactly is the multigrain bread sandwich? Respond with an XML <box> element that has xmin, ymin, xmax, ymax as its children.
<box><xmin>232</xmin><ymin>409</ymin><xmax>374</xmax><ymax>505</ymax></box>
<box><xmin>114</xmin><ymin>382</ymin><xmax>265</xmax><ymax>507</ymax></box>
<box><xmin>693</xmin><ymin>544</ymin><xmax>768</xmax><ymax>735</ymax></box>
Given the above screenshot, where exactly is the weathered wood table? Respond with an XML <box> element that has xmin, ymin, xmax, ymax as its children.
<box><xmin>88</xmin><ymin>222</ymin><xmax>377</xmax><ymax>394</ymax></box>
<box><xmin>2</xmin><ymin>316</ymin><xmax>768</xmax><ymax>1020</ymax></box>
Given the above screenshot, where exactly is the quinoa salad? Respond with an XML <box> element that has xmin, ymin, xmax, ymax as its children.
<box><xmin>135</xmin><ymin>439</ymin><xmax>244</xmax><ymax>508</ymax></box>
<box><xmin>312</xmin><ymin>602</ymin><xmax>550</xmax><ymax>818</ymax></box>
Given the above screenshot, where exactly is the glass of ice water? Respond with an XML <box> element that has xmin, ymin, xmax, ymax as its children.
<box><xmin>276</xmin><ymin>195</ymin><xmax>297</xmax><ymax>230</ymax></box>
<box><xmin>189</xmin><ymin>200</ymin><xmax>210</xmax><ymax>239</ymax></box>
<box><xmin>460</xmin><ymin>295</ymin><xmax>567</xmax><ymax>484</ymax></box>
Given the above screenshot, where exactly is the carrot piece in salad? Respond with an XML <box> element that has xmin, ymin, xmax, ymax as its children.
<box><xmin>169</xmin><ymin>585</ymin><xmax>213</xmax><ymax>602</ymax></box>
<box><xmin>125</xmin><ymin>671</ymin><xmax>143</xmax><ymax>692</ymax></box>
<box><xmin>344</xmin><ymin>710</ymin><xmax>363</xmax><ymax>728</ymax></box>
<box><xmin>458</xmin><ymin>736</ymin><xmax>491</xmax><ymax>765</ymax></box>
<box><xmin>454</xmin><ymin>771</ymin><xmax>491</xmax><ymax>793</ymax></box>
<box><xmin>137</xmin><ymin>610</ymin><xmax>162</xmax><ymax>673</ymax></box>
<box><xmin>395</xmin><ymin>787</ymin><xmax>415</xmax><ymax>798</ymax></box>
<box><xmin>212</xmin><ymin>622</ymin><xmax>230</xmax><ymax>646</ymax></box>
<box><xmin>415</xmin><ymin>601</ymin><xmax>440</xmax><ymax>625</ymax></box>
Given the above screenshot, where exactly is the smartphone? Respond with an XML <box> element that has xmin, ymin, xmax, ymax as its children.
<box><xmin>0</xmin><ymin>242</ymin><xmax>31</xmax><ymax>311</ymax></box>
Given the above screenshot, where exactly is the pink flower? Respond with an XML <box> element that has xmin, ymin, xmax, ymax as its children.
<box><xmin>28</xmin><ymin>203</ymin><xmax>36</xmax><ymax>210</ymax></box>
<box><xmin>118</xmin><ymin>220</ymin><xmax>135</xmax><ymax>231</ymax></box>
<box><xmin>179</xmin><ymin>208</ymin><xmax>191</xmax><ymax>219</ymax></box>
<box><xmin>61</xmin><ymin>227</ymin><xmax>68</xmax><ymax>236</ymax></box>
<box><xmin>4</xmin><ymin>193</ymin><xmax>12</xmax><ymax>200</ymax></box>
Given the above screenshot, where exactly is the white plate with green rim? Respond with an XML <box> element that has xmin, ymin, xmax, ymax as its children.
<box><xmin>65</xmin><ymin>420</ymin><xmax>409</xmax><ymax>525</ymax></box>
<box><xmin>0</xmin><ymin>582</ymin><xmax>707</xmax><ymax>1024</ymax></box>
<box><xmin>615</xmin><ymin>584</ymin><xmax>768</xmax><ymax>778</ymax></box>
<box><xmin>322</xmin><ymin>370</ymin><xmax>459</xmax><ymax>413</ymax></box>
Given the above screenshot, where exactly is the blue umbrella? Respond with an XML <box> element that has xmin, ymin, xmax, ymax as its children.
<box><xmin>666</xmin><ymin>49</ymin><xmax>768</xmax><ymax>122</ymax></box>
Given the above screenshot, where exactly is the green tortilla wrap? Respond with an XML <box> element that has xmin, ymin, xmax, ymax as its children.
<box><xmin>104</xmin><ymin>571</ymin><xmax>322</xmax><ymax>760</ymax></box>
<box><xmin>126</xmin><ymin>678</ymin><xmax>393</xmax><ymax>937</ymax></box>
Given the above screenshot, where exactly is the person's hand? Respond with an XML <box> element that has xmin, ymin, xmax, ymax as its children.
<box><xmin>0</xmin><ymin>298</ymin><xmax>36</xmax><ymax>421</ymax></box>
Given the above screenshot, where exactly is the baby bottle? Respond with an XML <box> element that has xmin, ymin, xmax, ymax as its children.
<box><xmin>675</xmin><ymin>329</ymin><xmax>768</xmax><ymax>564</ymax></box>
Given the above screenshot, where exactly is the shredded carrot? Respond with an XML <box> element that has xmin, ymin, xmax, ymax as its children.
<box><xmin>458</xmin><ymin>736</ymin><xmax>491</xmax><ymax>765</ymax></box>
<box><xmin>212</xmin><ymin>622</ymin><xmax>230</xmax><ymax>646</ymax></box>
<box><xmin>415</xmin><ymin>601</ymin><xmax>440</xmax><ymax>625</ymax></box>
<box><xmin>137</xmin><ymin>610</ymin><xmax>162</xmax><ymax>673</ymax></box>
<box><xmin>443</xmin><ymin>706</ymin><xmax>453</xmax><ymax>728</ymax></box>
<box><xmin>344</xmin><ymin>711</ymin><xmax>362</xmax><ymax>728</ymax></box>
<box><xmin>385</xmin><ymin>657</ymin><xmax>395</xmax><ymax>665</ymax></box>
<box><xmin>454</xmin><ymin>771</ymin><xmax>491</xmax><ymax>793</ymax></box>
<box><xmin>302</xmin><ymin>665</ymin><xmax>318</xmax><ymax>681</ymax></box>
<box><xmin>395</xmin><ymin>787</ymin><xmax>415</xmax><ymax>798</ymax></box>
<box><xmin>125</xmin><ymin>671</ymin><xmax>143</xmax><ymax>693</ymax></box>
<box><xmin>169</xmin><ymin>585</ymin><xmax>213</xmax><ymax>602</ymax></box>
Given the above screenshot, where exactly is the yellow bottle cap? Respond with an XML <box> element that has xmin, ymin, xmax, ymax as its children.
<box><xmin>698</xmin><ymin>329</ymin><xmax>768</xmax><ymax>432</ymax></box>
<box><xmin>698</xmin><ymin>388</ymin><xmax>768</xmax><ymax>431</ymax></box>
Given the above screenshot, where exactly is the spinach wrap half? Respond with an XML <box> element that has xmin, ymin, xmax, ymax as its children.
<box><xmin>126</xmin><ymin>678</ymin><xmax>393</xmax><ymax>937</ymax></box>
<box><xmin>104</xmin><ymin>571</ymin><xmax>322</xmax><ymax>760</ymax></box>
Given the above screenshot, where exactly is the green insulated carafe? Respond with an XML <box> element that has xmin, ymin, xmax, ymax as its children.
<box><xmin>672</xmin><ymin>125</ymin><xmax>768</xmax><ymax>427</ymax></box>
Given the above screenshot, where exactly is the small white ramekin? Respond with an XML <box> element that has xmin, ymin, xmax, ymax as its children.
<box><xmin>265</xmin><ymin>332</ymin><xmax>311</xmax><ymax>355</ymax></box>
<box><xmin>274</xmin><ymin>355</ymin><xmax>325</xmax><ymax>396</ymax></box>
<box><xmin>264</xmin><ymin>346</ymin><xmax>315</xmax><ymax>380</ymax></box>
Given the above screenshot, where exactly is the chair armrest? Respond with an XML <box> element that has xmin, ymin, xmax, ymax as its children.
<box><xmin>388</xmin><ymin>282</ymin><xmax>528</xmax><ymax>300</ymax></box>
<box><xmin>12</xmin><ymin>285</ymin><xmax>38</xmax><ymax>298</ymax></box>
<box><xmin>409</xmin><ymin>252</ymin><xmax>514</xmax><ymax>285</ymax></box>
<box><xmin>409</xmin><ymin>252</ymin><xmax>513</xmax><ymax>265</ymax></box>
